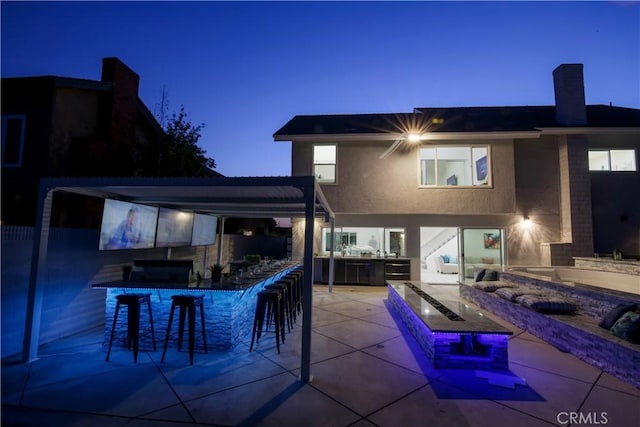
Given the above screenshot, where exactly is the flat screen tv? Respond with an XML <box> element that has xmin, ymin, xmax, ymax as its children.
<box><xmin>155</xmin><ymin>208</ymin><xmax>194</xmax><ymax>248</ymax></box>
<box><xmin>99</xmin><ymin>199</ymin><xmax>158</xmax><ymax>250</ymax></box>
<box><xmin>191</xmin><ymin>213</ymin><xmax>218</xmax><ymax>246</ymax></box>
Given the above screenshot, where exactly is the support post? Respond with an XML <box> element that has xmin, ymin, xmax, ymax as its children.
<box><xmin>217</xmin><ymin>217</ymin><xmax>226</xmax><ymax>266</ymax></box>
<box><xmin>300</xmin><ymin>182</ymin><xmax>316</xmax><ymax>383</ymax></box>
<box><xmin>328</xmin><ymin>217</ymin><xmax>335</xmax><ymax>292</ymax></box>
<box><xmin>22</xmin><ymin>185</ymin><xmax>54</xmax><ymax>362</ymax></box>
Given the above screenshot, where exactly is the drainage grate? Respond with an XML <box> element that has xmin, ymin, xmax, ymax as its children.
<box><xmin>404</xmin><ymin>282</ymin><xmax>465</xmax><ymax>321</ymax></box>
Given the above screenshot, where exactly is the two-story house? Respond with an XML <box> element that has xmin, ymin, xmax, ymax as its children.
<box><xmin>274</xmin><ymin>64</ymin><xmax>640</xmax><ymax>283</ymax></box>
<box><xmin>1</xmin><ymin>57</ymin><xmax>169</xmax><ymax>227</ymax></box>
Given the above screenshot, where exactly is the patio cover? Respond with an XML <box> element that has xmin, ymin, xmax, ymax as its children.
<box><xmin>24</xmin><ymin>175</ymin><xmax>335</xmax><ymax>383</ymax></box>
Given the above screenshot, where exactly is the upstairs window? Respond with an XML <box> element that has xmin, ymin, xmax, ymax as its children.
<box><xmin>1</xmin><ymin>115</ymin><xmax>26</xmax><ymax>167</ymax></box>
<box><xmin>313</xmin><ymin>144</ymin><xmax>336</xmax><ymax>183</ymax></box>
<box><xmin>589</xmin><ymin>149</ymin><xmax>636</xmax><ymax>171</ymax></box>
<box><xmin>419</xmin><ymin>146</ymin><xmax>489</xmax><ymax>187</ymax></box>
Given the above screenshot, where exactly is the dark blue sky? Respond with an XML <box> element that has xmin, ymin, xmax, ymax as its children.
<box><xmin>2</xmin><ymin>1</ymin><xmax>639</xmax><ymax>177</ymax></box>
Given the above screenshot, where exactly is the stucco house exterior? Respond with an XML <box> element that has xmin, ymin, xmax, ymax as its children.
<box><xmin>274</xmin><ymin>64</ymin><xmax>640</xmax><ymax>282</ymax></box>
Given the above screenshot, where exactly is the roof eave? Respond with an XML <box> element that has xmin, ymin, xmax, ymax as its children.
<box><xmin>275</xmin><ymin>131</ymin><xmax>542</xmax><ymax>142</ymax></box>
<box><xmin>537</xmin><ymin>127</ymin><xmax>640</xmax><ymax>135</ymax></box>
<box><xmin>276</xmin><ymin>127</ymin><xmax>640</xmax><ymax>143</ymax></box>
<box><xmin>274</xmin><ymin>133</ymin><xmax>406</xmax><ymax>142</ymax></box>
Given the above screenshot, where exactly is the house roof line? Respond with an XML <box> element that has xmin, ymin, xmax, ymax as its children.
<box><xmin>2</xmin><ymin>75</ymin><xmax>114</xmax><ymax>91</ymax></box>
<box><xmin>273</xmin><ymin>105</ymin><xmax>640</xmax><ymax>140</ymax></box>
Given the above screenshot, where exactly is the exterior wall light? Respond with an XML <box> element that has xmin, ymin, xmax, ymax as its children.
<box><xmin>522</xmin><ymin>216</ymin><xmax>532</xmax><ymax>227</ymax></box>
<box><xmin>407</xmin><ymin>133</ymin><xmax>422</xmax><ymax>143</ymax></box>
<box><xmin>380</xmin><ymin>133</ymin><xmax>423</xmax><ymax>159</ymax></box>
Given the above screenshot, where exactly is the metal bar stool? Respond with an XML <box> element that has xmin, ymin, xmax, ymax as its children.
<box><xmin>249</xmin><ymin>289</ymin><xmax>285</xmax><ymax>353</ymax></box>
<box><xmin>106</xmin><ymin>293</ymin><xmax>156</xmax><ymax>363</ymax></box>
<box><xmin>286</xmin><ymin>270</ymin><xmax>304</xmax><ymax>318</ymax></box>
<box><xmin>161</xmin><ymin>294</ymin><xmax>208</xmax><ymax>365</ymax></box>
<box><xmin>266</xmin><ymin>280</ymin><xmax>294</xmax><ymax>332</ymax></box>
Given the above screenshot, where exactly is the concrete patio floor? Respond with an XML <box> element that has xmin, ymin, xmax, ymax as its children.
<box><xmin>2</xmin><ymin>284</ymin><xmax>639</xmax><ymax>426</ymax></box>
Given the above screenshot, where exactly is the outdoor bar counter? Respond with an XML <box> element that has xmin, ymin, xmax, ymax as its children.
<box><xmin>92</xmin><ymin>261</ymin><xmax>300</xmax><ymax>352</ymax></box>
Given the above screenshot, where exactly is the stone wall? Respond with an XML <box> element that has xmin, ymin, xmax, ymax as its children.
<box><xmin>573</xmin><ymin>257</ymin><xmax>640</xmax><ymax>275</ymax></box>
<box><xmin>459</xmin><ymin>272</ymin><xmax>640</xmax><ymax>389</ymax></box>
<box><xmin>103</xmin><ymin>266</ymin><xmax>294</xmax><ymax>356</ymax></box>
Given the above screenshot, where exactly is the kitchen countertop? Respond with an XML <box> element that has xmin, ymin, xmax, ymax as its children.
<box><xmin>92</xmin><ymin>262</ymin><xmax>300</xmax><ymax>292</ymax></box>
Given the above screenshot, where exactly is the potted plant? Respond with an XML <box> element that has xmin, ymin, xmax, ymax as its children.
<box><xmin>210</xmin><ymin>264</ymin><xmax>223</xmax><ymax>283</ymax></box>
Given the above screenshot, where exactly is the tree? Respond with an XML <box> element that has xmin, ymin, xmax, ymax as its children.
<box><xmin>141</xmin><ymin>88</ymin><xmax>217</xmax><ymax>177</ymax></box>
<box><xmin>154</xmin><ymin>85</ymin><xmax>170</xmax><ymax>130</ymax></box>
<box><xmin>159</xmin><ymin>106</ymin><xmax>217</xmax><ymax>176</ymax></box>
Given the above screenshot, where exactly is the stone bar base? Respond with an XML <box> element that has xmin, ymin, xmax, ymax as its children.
<box><xmin>388</xmin><ymin>285</ymin><xmax>509</xmax><ymax>370</ymax></box>
<box><xmin>103</xmin><ymin>267</ymin><xmax>295</xmax><ymax>353</ymax></box>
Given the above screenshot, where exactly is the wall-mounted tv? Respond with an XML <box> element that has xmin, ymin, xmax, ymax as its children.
<box><xmin>99</xmin><ymin>199</ymin><xmax>158</xmax><ymax>250</ymax></box>
<box><xmin>155</xmin><ymin>208</ymin><xmax>194</xmax><ymax>248</ymax></box>
<box><xmin>191</xmin><ymin>213</ymin><xmax>218</xmax><ymax>246</ymax></box>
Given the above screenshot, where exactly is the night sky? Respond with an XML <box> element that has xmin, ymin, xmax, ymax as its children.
<box><xmin>2</xmin><ymin>1</ymin><xmax>638</xmax><ymax>177</ymax></box>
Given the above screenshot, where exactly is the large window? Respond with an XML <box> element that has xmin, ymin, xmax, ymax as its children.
<box><xmin>313</xmin><ymin>144</ymin><xmax>336</xmax><ymax>183</ymax></box>
<box><xmin>1</xmin><ymin>115</ymin><xmax>26</xmax><ymax>167</ymax></box>
<box><xmin>419</xmin><ymin>146</ymin><xmax>489</xmax><ymax>186</ymax></box>
<box><xmin>588</xmin><ymin>149</ymin><xmax>636</xmax><ymax>171</ymax></box>
<box><xmin>321</xmin><ymin>226</ymin><xmax>405</xmax><ymax>257</ymax></box>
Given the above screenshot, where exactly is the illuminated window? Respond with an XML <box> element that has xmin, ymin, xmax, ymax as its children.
<box><xmin>1</xmin><ymin>115</ymin><xmax>26</xmax><ymax>167</ymax></box>
<box><xmin>588</xmin><ymin>149</ymin><xmax>636</xmax><ymax>171</ymax></box>
<box><xmin>313</xmin><ymin>144</ymin><xmax>336</xmax><ymax>183</ymax></box>
<box><xmin>419</xmin><ymin>146</ymin><xmax>489</xmax><ymax>186</ymax></box>
<box><xmin>321</xmin><ymin>226</ymin><xmax>405</xmax><ymax>257</ymax></box>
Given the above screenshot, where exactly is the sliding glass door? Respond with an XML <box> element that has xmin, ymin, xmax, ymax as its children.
<box><xmin>459</xmin><ymin>228</ymin><xmax>504</xmax><ymax>280</ymax></box>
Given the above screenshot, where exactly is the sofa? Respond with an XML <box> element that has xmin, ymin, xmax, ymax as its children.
<box><xmin>436</xmin><ymin>254</ymin><xmax>458</xmax><ymax>274</ymax></box>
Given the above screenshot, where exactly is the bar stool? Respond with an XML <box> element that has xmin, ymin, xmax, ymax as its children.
<box><xmin>106</xmin><ymin>293</ymin><xmax>156</xmax><ymax>363</ymax></box>
<box><xmin>265</xmin><ymin>281</ymin><xmax>293</xmax><ymax>332</ymax></box>
<box><xmin>249</xmin><ymin>289</ymin><xmax>285</xmax><ymax>353</ymax></box>
<box><xmin>161</xmin><ymin>294</ymin><xmax>208</xmax><ymax>365</ymax></box>
<box><xmin>286</xmin><ymin>270</ymin><xmax>304</xmax><ymax>318</ymax></box>
<box><xmin>279</xmin><ymin>276</ymin><xmax>300</xmax><ymax>324</ymax></box>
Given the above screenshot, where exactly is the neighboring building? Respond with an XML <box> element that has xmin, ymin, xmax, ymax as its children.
<box><xmin>274</xmin><ymin>64</ymin><xmax>640</xmax><ymax>281</ymax></box>
<box><xmin>1</xmin><ymin>57</ymin><xmax>224</xmax><ymax>228</ymax></box>
<box><xmin>1</xmin><ymin>57</ymin><xmax>287</xmax><ymax>235</ymax></box>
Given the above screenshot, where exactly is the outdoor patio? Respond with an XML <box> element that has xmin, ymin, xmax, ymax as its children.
<box><xmin>2</xmin><ymin>284</ymin><xmax>638</xmax><ymax>427</ymax></box>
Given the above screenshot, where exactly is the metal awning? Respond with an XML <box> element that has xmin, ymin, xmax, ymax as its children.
<box><xmin>24</xmin><ymin>175</ymin><xmax>335</xmax><ymax>383</ymax></box>
<box><xmin>47</xmin><ymin>175</ymin><xmax>333</xmax><ymax>219</ymax></box>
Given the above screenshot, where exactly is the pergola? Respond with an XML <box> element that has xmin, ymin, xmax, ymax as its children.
<box><xmin>24</xmin><ymin>175</ymin><xmax>336</xmax><ymax>383</ymax></box>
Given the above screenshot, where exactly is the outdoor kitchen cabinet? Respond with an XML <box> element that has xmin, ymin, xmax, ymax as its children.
<box><xmin>316</xmin><ymin>257</ymin><xmax>409</xmax><ymax>286</ymax></box>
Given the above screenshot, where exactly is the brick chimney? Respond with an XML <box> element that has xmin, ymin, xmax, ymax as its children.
<box><xmin>553</xmin><ymin>64</ymin><xmax>587</xmax><ymax>126</ymax></box>
<box><xmin>101</xmin><ymin>57</ymin><xmax>140</xmax><ymax>175</ymax></box>
<box><xmin>552</xmin><ymin>63</ymin><xmax>594</xmax><ymax>264</ymax></box>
